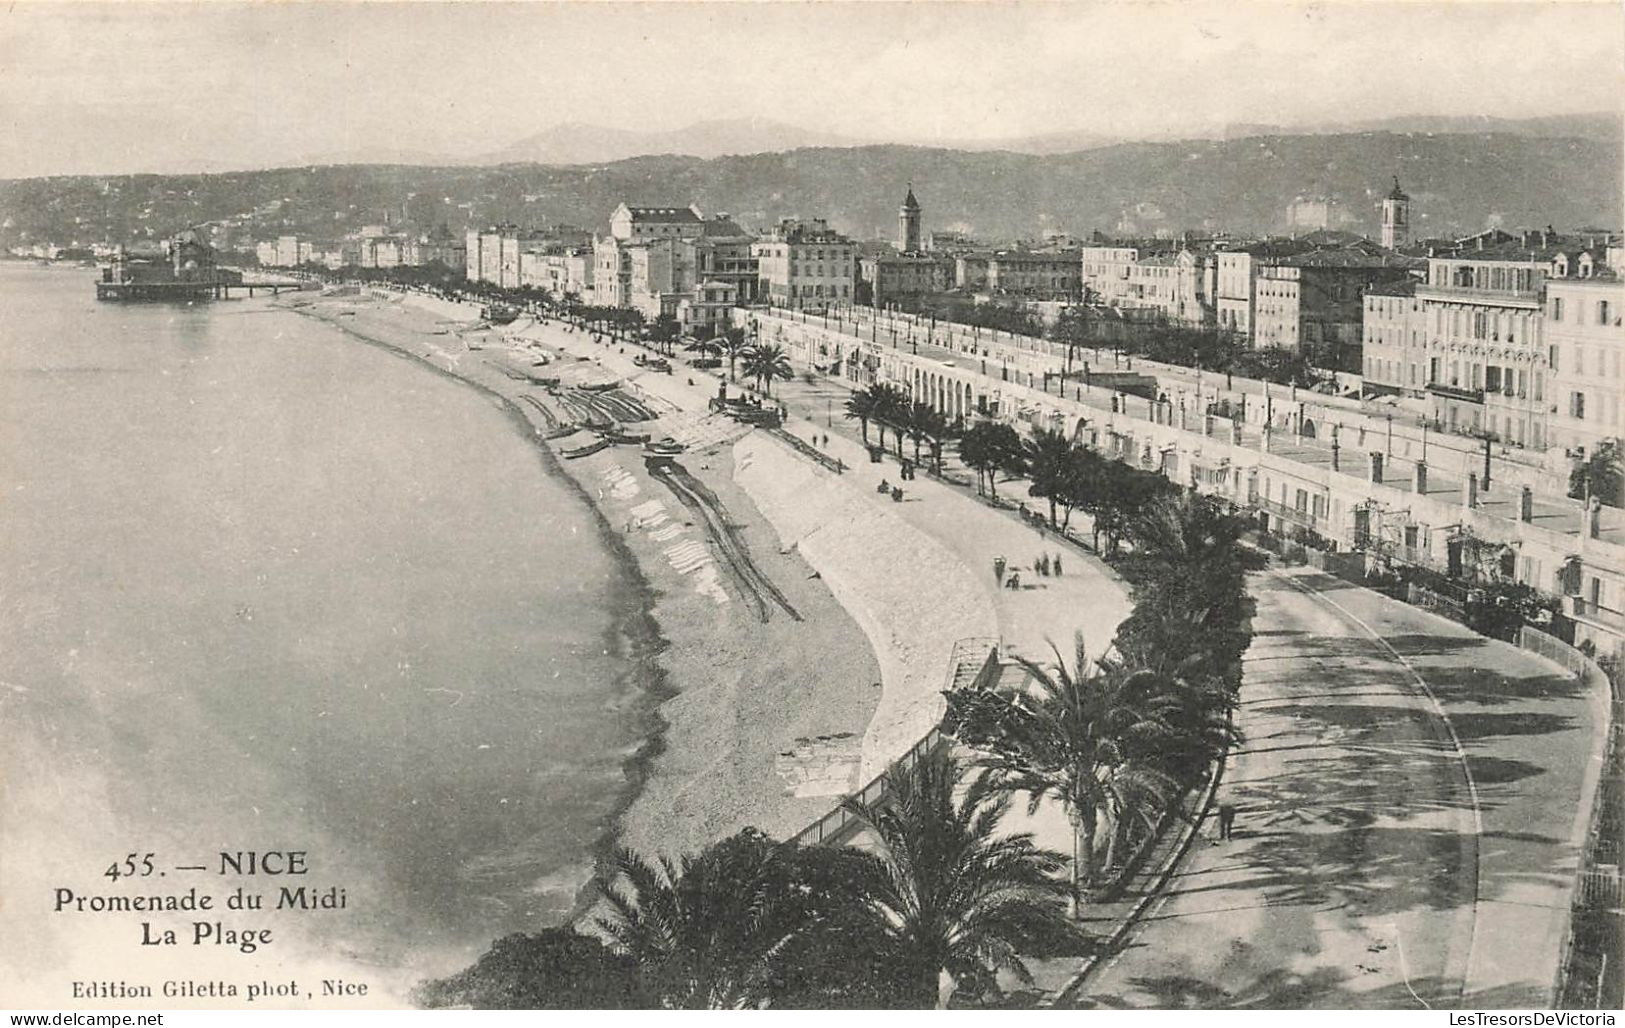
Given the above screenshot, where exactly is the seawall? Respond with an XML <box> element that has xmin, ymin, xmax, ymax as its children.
<box><xmin>733</xmin><ymin>431</ymin><xmax>999</xmax><ymax>779</ymax></box>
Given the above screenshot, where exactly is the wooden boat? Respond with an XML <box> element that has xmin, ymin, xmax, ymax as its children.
<box><xmin>544</xmin><ymin>424</ymin><xmax>580</xmax><ymax>441</ymax></box>
<box><xmin>579</xmin><ymin>380</ymin><xmax>621</xmax><ymax>392</ymax></box>
<box><xmin>561</xmin><ymin>439</ymin><xmax>611</xmax><ymax>459</ymax></box>
<box><xmin>644</xmin><ymin>439</ymin><xmax>686</xmax><ymax>456</ymax></box>
<box><xmin>602</xmin><ymin>430</ymin><xmax>652</xmax><ymax>445</ymax></box>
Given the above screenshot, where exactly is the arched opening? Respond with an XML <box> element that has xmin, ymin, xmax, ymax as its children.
<box><xmin>1301</xmin><ymin>418</ymin><xmax>1317</xmax><ymax>439</ymax></box>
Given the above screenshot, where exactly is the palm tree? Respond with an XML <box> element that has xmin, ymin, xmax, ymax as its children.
<box><xmin>959</xmin><ymin>421</ymin><xmax>1021</xmax><ymax>500</ymax></box>
<box><xmin>841</xmin><ymin>750</ymin><xmax>1077</xmax><ymax>1007</ymax></box>
<box><xmin>908</xmin><ymin>403</ymin><xmax>952</xmax><ymax>472</ymax></box>
<box><xmin>943</xmin><ymin>634</ymin><xmax>1187</xmax><ymax>918</ymax></box>
<box><xmin>595</xmin><ymin>829</ymin><xmax>804</xmax><ymax>1009</ymax></box>
<box><xmin>741</xmin><ymin>343</ymin><xmax>793</xmax><ymax>396</ymax></box>
<box><xmin>869</xmin><ymin>384</ymin><xmax>912</xmax><ymax>457</ymax></box>
<box><xmin>685</xmin><ymin>336</ymin><xmax>722</xmax><ymax>360</ymax></box>
<box><xmin>719</xmin><ymin>327</ymin><xmax>751</xmax><ymax>383</ymax></box>
<box><xmin>1022</xmin><ymin>428</ymin><xmax>1078</xmax><ymax>529</ymax></box>
<box><xmin>844</xmin><ymin>387</ymin><xmax>879</xmax><ymax>446</ymax></box>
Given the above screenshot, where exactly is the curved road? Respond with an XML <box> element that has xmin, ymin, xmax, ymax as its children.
<box><xmin>1070</xmin><ymin>566</ymin><xmax>1597</xmax><ymax>1009</ymax></box>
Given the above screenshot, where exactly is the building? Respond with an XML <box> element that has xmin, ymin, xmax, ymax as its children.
<box><xmin>677</xmin><ymin>279</ymin><xmax>739</xmax><ymax>337</ymax></box>
<box><xmin>609</xmin><ymin>204</ymin><xmax>705</xmax><ymax>243</ymax></box>
<box><xmin>1361</xmin><ymin>278</ymin><xmax>1426</xmax><ymax>394</ymax></box>
<box><xmin>752</xmin><ymin>218</ymin><xmax>855</xmax><ymax>310</ymax></box>
<box><xmin>1413</xmin><ymin>236</ymin><xmax>1562</xmax><ymax>445</ymax></box>
<box><xmin>859</xmin><ymin>253</ymin><xmax>953</xmax><ymax>307</ymax></box>
<box><xmin>1251</xmin><ymin>247</ymin><xmax>1416</xmax><ymax>370</ymax></box>
<box><xmin>691</xmin><ymin>213</ymin><xmax>758</xmax><ymax>307</ymax></box>
<box><xmin>1545</xmin><ymin>268</ymin><xmax>1624</xmax><ymax>456</ymax></box>
<box><xmin>1381</xmin><ymin>178</ymin><xmax>1412</xmax><ymax>250</ymax></box>
<box><xmin>984</xmin><ymin>251</ymin><xmax>1081</xmax><ymax>299</ymax></box>
<box><xmin>1214</xmin><ymin>239</ymin><xmax>1316</xmax><ymax>339</ymax></box>
<box><xmin>401</xmin><ymin>232</ymin><xmax>464</xmax><ymax>269</ymax></box>
<box><xmin>897</xmin><ymin>185</ymin><xmax>922</xmax><ymax>253</ymax></box>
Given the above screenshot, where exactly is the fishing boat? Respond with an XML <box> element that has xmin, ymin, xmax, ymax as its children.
<box><xmin>561</xmin><ymin>439</ymin><xmax>611</xmax><ymax>459</ymax></box>
<box><xmin>579</xmin><ymin>380</ymin><xmax>621</xmax><ymax>392</ymax></box>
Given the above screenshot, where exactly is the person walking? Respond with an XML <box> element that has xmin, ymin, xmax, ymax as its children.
<box><xmin>993</xmin><ymin>556</ymin><xmax>1007</xmax><ymax>586</ymax></box>
<box><xmin>1216</xmin><ymin>797</ymin><xmax>1238</xmax><ymax>841</ymax></box>
<box><xmin>1053</xmin><ymin>553</ymin><xmax>1064</xmax><ymax>576</ymax></box>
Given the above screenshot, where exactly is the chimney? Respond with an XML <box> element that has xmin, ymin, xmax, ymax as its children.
<box><xmin>1520</xmin><ymin>485</ymin><xmax>1534</xmax><ymax>523</ymax></box>
<box><xmin>1463</xmin><ymin>472</ymin><xmax>1479</xmax><ymax>510</ymax></box>
<box><xmin>1370</xmin><ymin>451</ymin><xmax>1384</xmax><ymax>484</ymax></box>
<box><xmin>1414</xmin><ymin>461</ymin><xmax>1428</xmax><ymax>495</ymax></box>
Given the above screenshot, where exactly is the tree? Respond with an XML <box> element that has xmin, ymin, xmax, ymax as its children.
<box><xmin>648</xmin><ymin>313</ymin><xmax>682</xmax><ymax>355</ymax></box>
<box><xmin>868</xmin><ymin>384</ymin><xmax>912</xmax><ymax>456</ymax></box>
<box><xmin>841</xmin><ymin>750</ymin><xmax>1078</xmax><ymax>1007</ymax></box>
<box><xmin>685</xmin><ymin>336</ymin><xmax>722</xmax><ymax>360</ymax></box>
<box><xmin>595</xmin><ymin>829</ymin><xmax>806</xmax><ymax>1009</ymax></box>
<box><xmin>910</xmin><ymin>404</ymin><xmax>955</xmax><ymax>474</ymax></box>
<box><xmin>741</xmin><ymin>343</ymin><xmax>793</xmax><ymax>396</ymax></box>
<box><xmin>959</xmin><ymin>421</ymin><xmax>1022</xmax><ymax>500</ymax></box>
<box><xmin>415</xmin><ymin>928</ymin><xmax>647</xmax><ymax>1009</ymax></box>
<box><xmin>844</xmin><ymin>387</ymin><xmax>879</xmax><ymax>445</ymax></box>
<box><xmin>1569</xmin><ymin>438</ymin><xmax>1623</xmax><ymax>508</ymax></box>
<box><xmin>719</xmin><ymin>327</ymin><xmax>751</xmax><ymax>382</ymax></box>
<box><xmin>1022</xmin><ymin>428</ymin><xmax>1078</xmax><ymax>528</ymax></box>
<box><xmin>944</xmin><ymin>634</ymin><xmax>1188</xmax><ymax>918</ymax></box>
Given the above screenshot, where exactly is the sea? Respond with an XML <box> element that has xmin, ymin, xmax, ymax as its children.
<box><xmin>0</xmin><ymin>264</ymin><xmax>652</xmax><ymax>1001</ymax></box>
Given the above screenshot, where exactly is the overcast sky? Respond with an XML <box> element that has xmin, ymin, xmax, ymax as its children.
<box><xmin>1</xmin><ymin>0</ymin><xmax>1621</xmax><ymax>178</ymax></box>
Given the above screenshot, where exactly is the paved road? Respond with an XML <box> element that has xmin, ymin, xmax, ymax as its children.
<box><xmin>1069</xmin><ymin>566</ymin><xmax>1598</xmax><ymax>1009</ymax></box>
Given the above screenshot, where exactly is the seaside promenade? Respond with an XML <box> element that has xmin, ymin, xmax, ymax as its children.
<box><xmin>704</xmin><ymin>325</ymin><xmax>1605</xmax><ymax>1008</ymax></box>
<box><xmin>359</xmin><ymin>290</ymin><xmax>1604</xmax><ymax>1007</ymax></box>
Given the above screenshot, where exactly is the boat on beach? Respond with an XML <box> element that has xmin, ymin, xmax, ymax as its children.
<box><xmin>561</xmin><ymin>439</ymin><xmax>611</xmax><ymax>459</ymax></box>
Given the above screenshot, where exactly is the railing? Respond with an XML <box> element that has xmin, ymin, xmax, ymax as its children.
<box><xmin>788</xmin><ymin>638</ymin><xmax>1000</xmax><ymax>847</ymax></box>
<box><xmin>1426</xmin><ymin>381</ymin><xmax>1485</xmax><ymax>404</ymax></box>
<box><xmin>1518</xmin><ymin>626</ymin><xmax>1623</xmax><ymax>1009</ymax></box>
<box><xmin>788</xmin><ymin>726</ymin><xmax>949</xmax><ymax>847</ymax></box>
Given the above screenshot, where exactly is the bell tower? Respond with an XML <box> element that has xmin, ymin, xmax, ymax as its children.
<box><xmin>897</xmin><ymin>183</ymin><xmax>922</xmax><ymax>253</ymax></box>
<box><xmin>1381</xmin><ymin>176</ymin><xmax>1411</xmax><ymax>250</ymax></box>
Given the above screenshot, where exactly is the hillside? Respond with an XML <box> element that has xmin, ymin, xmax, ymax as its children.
<box><xmin>4</xmin><ymin>131</ymin><xmax>1619</xmax><ymax>249</ymax></box>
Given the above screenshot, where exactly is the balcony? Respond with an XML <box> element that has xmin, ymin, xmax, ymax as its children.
<box><xmin>1427</xmin><ymin>382</ymin><xmax>1485</xmax><ymax>404</ymax></box>
<box><xmin>1257</xmin><ymin>496</ymin><xmax>1319</xmax><ymax>530</ymax></box>
<box><xmin>1568</xmin><ymin>596</ymin><xmax>1625</xmax><ymax>634</ymax></box>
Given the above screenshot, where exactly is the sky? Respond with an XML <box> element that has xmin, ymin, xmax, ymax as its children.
<box><xmin>1</xmin><ymin>0</ymin><xmax>1622</xmax><ymax>178</ymax></box>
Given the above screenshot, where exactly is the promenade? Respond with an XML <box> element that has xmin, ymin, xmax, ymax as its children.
<box><xmin>389</xmin><ymin>289</ymin><xmax>1605</xmax><ymax>1007</ymax></box>
<box><xmin>1068</xmin><ymin>566</ymin><xmax>1602</xmax><ymax>1008</ymax></box>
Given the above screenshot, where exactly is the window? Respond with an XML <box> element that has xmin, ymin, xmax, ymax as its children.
<box><xmin>1549</xmin><ymin>345</ymin><xmax>1560</xmax><ymax>371</ymax></box>
<box><xmin>1570</xmin><ymin>391</ymin><xmax>1586</xmax><ymax>420</ymax></box>
<box><xmin>1553</xmin><ymin>297</ymin><xmax>1564</xmax><ymax>321</ymax></box>
<box><xmin>1601</xmin><ymin>300</ymin><xmax>1614</xmax><ymax>325</ymax></box>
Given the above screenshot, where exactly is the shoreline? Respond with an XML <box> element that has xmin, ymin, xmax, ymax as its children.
<box><xmin>274</xmin><ymin>289</ymin><xmax>890</xmax><ymax>960</ymax></box>
<box><xmin>276</xmin><ymin>296</ymin><xmax>678</xmax><ymax>926</ymax></box>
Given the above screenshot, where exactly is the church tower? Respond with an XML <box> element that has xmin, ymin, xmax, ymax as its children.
<box><xmin>1381</xmin><ymin>176</ymin><xmax>1411</xmax><ymax>250</ymax></box>
<box><xmin>897</xmin><ymin>183</ymin><xmax>922</xmax><ymax>253</ymax></box>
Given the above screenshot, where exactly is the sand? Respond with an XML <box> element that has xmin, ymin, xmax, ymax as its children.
<box><xmin>276</xmin><ymin>287</ymin><xmax>889</xmax><ymax>879</ymax></box>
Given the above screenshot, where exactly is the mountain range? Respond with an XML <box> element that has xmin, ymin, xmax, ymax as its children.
<box><xmin>4</xmin><ymin>130</ymin><xmax>1620</xmax><ymax>249</ymax></box>
<box><xmin>300</xmin><ymin>112</ymin><xmax>1622</xmax><ymax>170</ymax></box>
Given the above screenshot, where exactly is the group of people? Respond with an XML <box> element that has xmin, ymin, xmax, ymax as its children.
<box><xmin>877</xmin><ymin>479</ymin><xmax>904</xmax><ymax>503</ymax></box>
<box><xmin>991</xmin><ymin>552</ymin><xmax>1066</xmax><ymax>590</ymax></box>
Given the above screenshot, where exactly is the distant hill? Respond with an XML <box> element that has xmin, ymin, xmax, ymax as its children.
<box><xmin>4</xmin><ymin>131</ymin><xmax>1619</xmax><ymax>249</ymax></box>
<box><xmin>478</xmin><ymin>118</ymin><xmax>864</xmax><ymax>165</ymax></box>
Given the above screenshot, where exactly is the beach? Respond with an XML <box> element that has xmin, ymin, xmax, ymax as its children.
<box><xmin>277</xmin><ymin>288</ymin><xmax>894</xmax><ymax>880</ymax></box>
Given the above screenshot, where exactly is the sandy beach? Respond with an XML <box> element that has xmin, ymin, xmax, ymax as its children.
<box><xmin>276</xmin><ymin>287</ymin><xmax>889</xmax><ymax>890</ymax></box>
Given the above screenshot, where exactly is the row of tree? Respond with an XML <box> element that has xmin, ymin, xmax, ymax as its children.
<box><xmin>419</xmin><ymin>474</ymin><xmax>1258</xmax><ymax>1008</ymax></box>
<box><xmin>843</xmin><ymin>384</ymin><xmax>962</xmax><ymax>472</ymax></box>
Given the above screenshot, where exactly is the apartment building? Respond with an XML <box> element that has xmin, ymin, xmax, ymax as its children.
<box><xmin>1252</xmin><ymin>248</ymin><xmax>1416</xmax><ymax>369</ymax></box>
<box><xmin>753</xmin><ymin>218</ymin><xmax>855</xmax><ymax>310</ymax></box>
<box><xmin>1546</xmin><ymin>267</ymin><xmax>1624</xmax><ymax>456</ymax></box>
